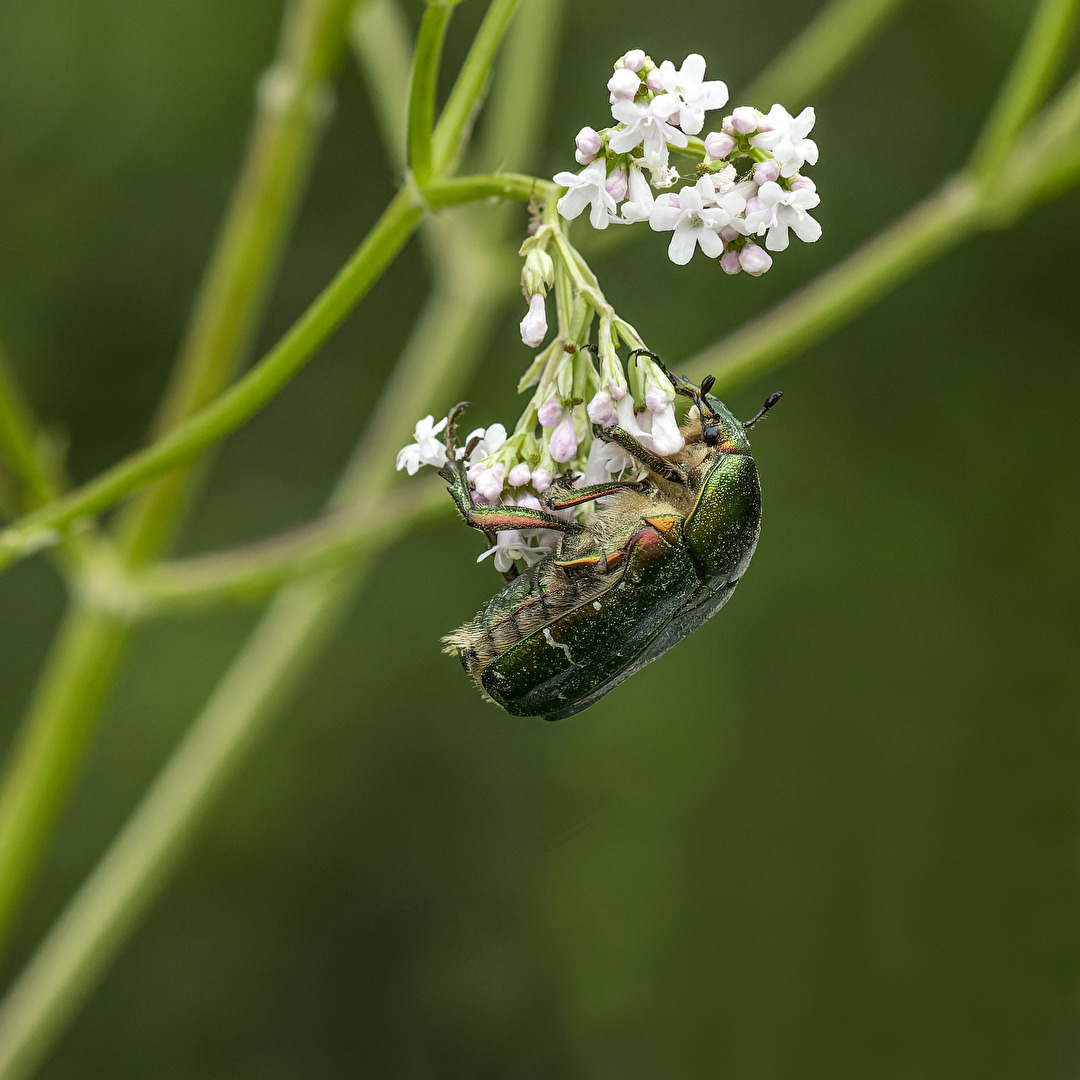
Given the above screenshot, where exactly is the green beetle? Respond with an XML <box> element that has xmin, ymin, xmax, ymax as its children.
<box><xmin>439</xmin><ymin>364</ymin><xmax>781</xmax><ymax>721</ymax></box>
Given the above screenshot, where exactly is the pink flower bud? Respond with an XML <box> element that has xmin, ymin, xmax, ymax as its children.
<box><xmin>739</xmin><ymin>243</ymin><xmax>773</xmax><ymax>276</ymax></box>
<box><xmin>519</xmin><ymin>292</ymin><xmax>547</xmax><ymax>348</ymax></box>
<box><xmin>574</xmin><ymin>126</ymin><xmax>601</xmax><ymax>163</ymax></box>
<box><xmin>605</xmin><ymin>166</ymin><xmax>628</xmax><ymax>202</ymax></box>
<box><xmin>622</xmin><ymin>49</ymin><xmax>646</xmax><ymax>72</ymax></box>
<box><xmin>507</xmin><ymin>463</ymin><xmax>532</xmax><ymax>487</ymax></box>
<box><xmin>607</xmin><ymin>68</ymin><xmax>639</xmax><ymax>101</ymax></box>
<box><xmin>645</xmin><ymin>69</ymin><xmax>664</xmax><ymax>93</ymax></box>
<box><xmin>719</xmin><ymin>225</ymin><xmax>739</xmax><ymax>243</ymax></box>
<box><xmin>720</xmin><ymin>250</ymin><xmax>742</xmax><ymax>275</ymax></box>
<box><xmin>644</xmin><ymin>386</ymin><xmax>671</xmax><ymax>414</ymax></box>
<box><xmin>704</xmin><ymin>132</ymin><xmax>736</xmax><ymax>160</ymax></box>
<box><xmin>531</xmin><ymin>468</ymin><xmax>553</xmax><ymax>493</ymax></box>
<box><xmin>744</xmin><ymin>196</ymin><xmax>764</xmax><ymax>214</ymax></box>
<box><xmin>587</xmin><ymin>388</ymin><xmax>617</xmax><ymax>427</ymax></box>
<box><xmin>516</xmin><ymin>493</ymin><xmax>543</xmax><ymax>511</ymax></box>
<box><xmin>537</xmin><ymin>396</ymin><xmax>564</xmax><ymax>428</ymax></box>
<box><xmin>472</xmin><ymin>462</ymin><xmax>507</xmax><ymax>502</ymax></box>
<box><xmin>753</xmin><ymin>160</ymin><xmax>780</xmax><ymax>186</ymax></box>
<box><xmin>789</xmin><ymin>175</ymin><xmax>816</xmax><ymax>192</ymax></box>
<box><xmin>730</xmin><ymin>106</ymin><xmax>759</xmax><ymax>134</ymax></box>
<box><xmin>549</xmin><ymin>414</ymin><xmax>578</xmax><ymax>463</ymax></box>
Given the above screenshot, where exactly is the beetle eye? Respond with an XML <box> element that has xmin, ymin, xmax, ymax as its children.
<box><xmin>703</xmin><ymin>423</ymin><xmax>720</xmax><ymax>445</ymax></box>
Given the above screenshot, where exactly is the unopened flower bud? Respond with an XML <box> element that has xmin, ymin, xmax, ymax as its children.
<box><xmin>730</xmin><ymin>106</ymin><xmax>759</xmax><ymax>134</ymax></box>
<box><xmin>621</xmin><ymin>49</ymin><xmax>646</xmax><ymax>72</ymax></box>
<box><xmin>608</xmin><ymin>68</ymin><xmax>640</xmax><ymax>101</ymax></box>
<box><xmin>519</xmin><ymin>293</ymin><xmax>548</xmax><ymax>348</ymax></box>
<box><xmin>587</xmin><ymin>388</ymin><xmax>617</xmax><ymax>427</ymax></box>
<box><xmin>507</xmin><ymin>463</ymin><xmax>532</xmax><ymax>487</ymax></box>
<box><xmin>739</xmin><ymin>243</ymin><xmax>773</xmax><ymax>276</ymax></box>
<box><xmin>645</xmin><ymin>69</ymin><xmax>664</xmax><ymax>93</ymax></box>
<box><xmin>605</xmin><ymin>165</ymin><xmax>628</xmax><ymax>202</ymax></box>
<box><xmin>789</xmin><ymin>174</ymin><xmax>817</xmax><ymax>192</ymax></box>
<box><xmin>719</xmin><ymin>224</ymin><xmax>739</xmax><ymax>243</ymax></box>
<box><xmin>549</xmin><ymin>414</ymin><xmax>579</xmax><ymax>462</ymax></box>
<box><xmin>521</xmin><ymin>248</ymin><xmax>554</xmax><ymax>295</ymax></box>
<box><xmin>704</xmin><ymin>131</ymin><xmax>736</xmax><ymax>160</ymax></box>
<box><xmin>720</xmin><ymin>250</ymin><xmax>742</xmax><ymax>275</ymax></box>
<box><xmin>537</xmin><ymin>396</ymin><xmax>564</xmax><ymax>428</ymax></box>
<box><xmin>531</xmin><ymin>467</ymin><xmax>553</xmax><ymax>493</ymax></box>
<box><xmin>753</xmin><ymin>159</ymin><xmax>780</xmax><ymax>186</ymax></box>
<box><xmin>574</xmin><ymin>126</ymin><xmax>602</xmax><ymax>164</ymax></box>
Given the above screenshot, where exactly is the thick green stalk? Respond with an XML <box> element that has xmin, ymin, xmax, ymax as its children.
<box><xmin>742</xmin><ymin>0</ymin><xmax>909</xmax><ymax>106</ymax></box>
<box><xmin>431</xmin><ymin>0</ymin><xmax>521</xmax><ymax>175</ymax></box>
<box><xmin>0</xmin><ymin>171</ymin><xmax>549</xmax><ymax>577</ymax></box>
<box><xmin>969</xmin><ymin>0</ymin><xmax>1080</xmax><ymax>191</ymax></box>
<box><xmin>0</xmin><ymin>5</ymin><xmax>560</xmax><ymax>1065</ymax></box>
<box><xmin>118</xmin><ymin>0</ymin><xmax>359</xmax><ymax>567</ymax></box>
<box><xmin>0</xmin><ymin>605</ymin><xmax>133</xmax><ymax>960</ymax></box>
<box><xmin>408</xmin><ymin>2</ymin><xmax>456</xmax><ymax>184</ymax></box>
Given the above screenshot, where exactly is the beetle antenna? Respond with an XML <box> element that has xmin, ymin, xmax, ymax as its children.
<box><xmin>699</xmin><ymin>374</ymin><xmax>716</xmax><ymax>396</ymax></box>
<box><xmin>577</xmin><ymin>343</ymin><xmax>599</xmax><ymax>358</ymax></box>
<box><xmin>743</xmin><ymin>391</ymin><xmax>783</xmax><ymax>429</ymax></box>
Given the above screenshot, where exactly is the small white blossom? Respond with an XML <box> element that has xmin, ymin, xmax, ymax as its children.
<box><xmin>644</xmin><ymin>385</ymin><xmax>684</xmax><ymax>455</ymax></box>
<box><xmin>609</xmin><ymin>98</ymin><xmax>688</xmax><ymax>159</ymax></box>
<box><xmin>750</xmin><ymin>105</ymin><xmax>818</xmax><ymax>177</ymax></box>
<box><xmin>519</xmin><ymin>292</ymin><xmax>547</xmax><ymax>347</ymax></box>
<box><xmin>648</xmin><ymin>177</ymin><xmax>744</xmax><ymax>265</ymax></box>
<box><xmin>395</xmin><ymin>415</ymin><xmax>447</xmax><ymax>474</ymax></box>
<box><xmin>580</xmin><ymin>435</ymin><xmax>633</xmax><ymax>484</ymax></box>
<box><xmin>477</xmin><ymin>521</ymin><xmax>554</xmax><ymax>574</ymax></box>
<box><xmin>554</xmin><ymin>159</ymin><xmax>618</xmax><ymax>230</ymax></box>
<box><xmin>650</xmin><ymin>54</ymin><xmax>728</xmax><ymax>136</ymax></box>
<box><xmin>743</xmin><ymin>180</ymin><xmax>822</xmax><ymax>251</ymax></box>
<box><xmin>613</xmin><ymin>164</ymin><xmax>655</xmax><ymax>223</ymax></box>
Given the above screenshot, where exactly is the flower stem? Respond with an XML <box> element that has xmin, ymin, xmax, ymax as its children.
<box><xmin>431</xmin><ymin>0</ymin><xmax>522</xmax><ymax>175</ymax></box>
<box><xmin>117</xmin><ymin>0</ymin><xmax>357</xmax><ymax>567</ymax></box>
<box><xmin>408</xmin><ymin>1</ymin><xmax>456</xmax><ymax>184</ymax></box>
<box><xmin>969</xmin><ymin>0</ymin><xmax>1080</xmax><ymax>193</ymax></box>
<box><xmin>0</xmin><ymin>604</ymin><xmax>133</xmax><ymax>962</ymax></box>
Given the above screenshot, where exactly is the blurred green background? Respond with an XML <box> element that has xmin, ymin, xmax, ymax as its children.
<box><xmin>1</xmin><ymin>0</ymin><xmax>1078</xmax><ymax>1077</ymax></box>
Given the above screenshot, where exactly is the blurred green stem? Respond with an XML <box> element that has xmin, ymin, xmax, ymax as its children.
<box><xmin>408</xmin><ymin>2</ymin><xmax>455</xmax><ymax>184</ymax></box>
<box><xmin>742</xmin><ymin>0</ymin><xmax>909</xmax><ymax>106</ymax></box>
<box><xmin>969</xmin><ymin>0</ymin><xmax>1080</xmax><ymax>192</ymax></box>
<box><xmin>0</xmin><ymin>1</ymin><xmax>561</xmax><ymax>1072</ymax></box>
<box><xmin>0</xmin><ymin>0</ymin><xmax>360</xmax><ymax>968</ymax></box>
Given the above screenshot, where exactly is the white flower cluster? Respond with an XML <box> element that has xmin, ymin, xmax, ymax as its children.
<box><xmin>552</xmin><ymin>50</ymin><xmax>822</xmax><ymax>274</ymax></box>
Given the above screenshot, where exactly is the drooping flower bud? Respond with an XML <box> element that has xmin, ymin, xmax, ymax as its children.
<box><xmin>519</xmin><ymin>292</ymin><xmax>548</xmax><ymax>348</ymax></box>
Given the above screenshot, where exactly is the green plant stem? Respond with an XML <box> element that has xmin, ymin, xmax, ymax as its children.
<box><xmin>0</xmin><ymin>605</ymin><xmax>133</xmax><ymax>961</ymax></box>
<box><xmin>0</xmin><ymin>4</ymin><xmax>559</xmax><ymax>1065</ymax></box>
<box><xmin>0</xmin><ymin>0</ymin><xmax>358</xmax><ymax>973</ymax></box>
<box><xmin>116</xmin><ymin>0</ymin><xmax>357</xmax><ymax>567</ymax></box>
<box><xmin>137</xmin><ymin>482</ymin><xmax>448</xmax><ymax>611</ymax></box>
<box><xmin>0</xmin><ymin>171</ymin><xmax>546</xmax><ymax>578</ymax></box>
<box><xmin>969</xmin><ymin>0</ymin><xmax>1080</xmax><ymax>192</ymax></box>
<box><xmin>743</xmin><ymin>0</ymin><xmax>909</xmax><ymax>106</ymax></box>
<box><xmin>408</xmin><ymin>2</ymin><xmax>456</xmax><ymax>184</ymax></box>
<box><xmin>0</xmin><ymin>347</ymin><xmax>59</xmax><ymax>515</ymax></box>
<box><xmin>431</xmin><ymin>0</ymin><xmax>521</xmax><ymax>175</ymax></box>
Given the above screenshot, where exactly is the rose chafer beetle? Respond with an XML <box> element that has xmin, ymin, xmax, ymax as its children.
<box><xmin>439</xmin><ymin>357</ymin><xmax>781</xmax><ymax>721</ymax></box>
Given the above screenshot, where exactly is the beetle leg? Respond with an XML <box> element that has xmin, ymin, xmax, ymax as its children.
<box><xmin>544</xmin><ymin>479</ymin><xmax>642</xmax><ymax>510</ymax></box>
<box><xmin>591</xmin><ymin>423</ymin><xmax>687</xmax><ymax>484</ymax></box>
